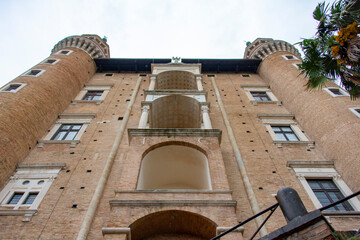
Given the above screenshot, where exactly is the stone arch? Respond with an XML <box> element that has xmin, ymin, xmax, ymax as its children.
<box><xmin>129</xmin><ymin>210</ymin><xmax>217</xmax><ymax>240</ymax></box>
<box><xmin>156</xmin><ymin>70</ymin><xmax>197</xmax><ymax>90</ymax></box>
<box><xmin>150</xmin><ymin>95</ymin><xmax>200</xmax><ymax>128</ymax></box>
<box><xmin>137</xmin><ymin>143</ymin><xmax>212</xmax><ymax>190</ymax></box>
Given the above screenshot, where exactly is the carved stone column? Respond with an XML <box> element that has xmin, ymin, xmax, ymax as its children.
<box><xmin>196</xmin><ymin>76</ymin><xmax>203</xmax><ymax>91</ymax></box>
<box><xmin>138</xmin><ymin>105</ymin><xmax>150</xmax><ymax>128</ymax></box>
<box><xmin>201</xmin><ymin>106</ymin><xmax>212</xmax><ymax>129</ymax></box>
<box><xmin>149</xmin><ymin>76</ymin><xmax>156</xmax><ymax>90</ymax></box>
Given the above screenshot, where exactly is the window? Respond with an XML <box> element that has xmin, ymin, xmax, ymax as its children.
<box><xmin>82</xmin><ymin>90</ymin><xmax>103</xmax><ymax>101</ymax></box>
<box><xmin>56</xmin><ymin>49</ymin><xmax>73</xmax><ymax>55</ymax></box>
<box><xmin>349</xmin><ymin>107</ymin><xmax>360</xmax><ymax>118</ymax></box>
<box><xmin>258</xmin><ymin>114</ymin><xmax>314</xmax><ymax>148</ymax></box>
<box><xmin>73</xmin><ymin>83</ymin><xmax>113</xmax><ymax>104</ymax></box>
<box><xmin>23</xmin><ymin>69</ymin><xmax>45</xmax><ymax>77</ymax></box>
<box><xmin>307</xmin><ymin>179</ymin><xmax>353</xmax><ymax>211</ymax></box>
<box><xmin>242</xmin><ymin>74</ymin><xmax>250</xmax><ymax>77</ymax></box>
<box><xmin>323</xmin><ymin>87</ymin><xmax>350</xmax><ymax>97</ymax></box>
<box><xmin>282</xmin><ymin>55</ymin><xmax>298</xmax><ymax>60</ymax></box>
<box><xmin>105</xmin><ymin>73</ymin><xmax>113</xmax><ymax>77</ymax></box>
<box><xmin>251</xmin><ymin>92</ymin><xmax>271</xmax><ymax>101</ymax></box>
<box><xmin>272</xmin><ymin>126</ymin><xmax>299</xmax><ymax>141</ymax></box>
<box><xmin>241</xmin><ymin>84</ymin><xmax>280</xmax><ymax>105</ymax></box>
<box><xmin>42</xmin><ymin>58</ymin><xmax>59</xmax><ymax>65</ymax></box>
<box><xmin>38</xmin><ymin>113</ymin><xmax>96</xmax><ymax>147</ymax></box>
<box><xmin>0</xmin><ymin>163</ymin><xmax>65</xmax><ymax>221</ymax></box>
<box><xmin>288</xmin><ymin>161</ymin><xmax>360</xmax><ymax>212</ymax></box>
<box><xmin>0</xmin><ymin>83</ymin><xmax>26</xmax><ymax>93</ymax></box>
<box><xmin>50</xmin><ymin>124</ymin><xmax>83</xmax><ymax>141</ymax></box>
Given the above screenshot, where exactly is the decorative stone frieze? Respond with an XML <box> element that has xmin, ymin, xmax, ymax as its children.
<box><xmin>244</xmin><ymin>38</ymin><xmax>301</xmax><ymax>60</ymax></box>
<box><xmin>51</xmin><ymin>34</ymin><xmax>110</xmax><ymax>58</ymax></box>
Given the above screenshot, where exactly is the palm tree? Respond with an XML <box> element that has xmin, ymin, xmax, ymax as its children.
<box><xmin>298</xmin><ymin>0</ymin><xmax>360</xmax><ymax>98</ymax></box>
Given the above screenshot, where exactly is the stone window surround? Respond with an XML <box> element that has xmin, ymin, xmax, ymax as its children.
<box><xmin>287</xmin><ymin>161</ymin><xmax>360</xmax><ymax>212</ymax></box>
<box><xmin>55</xmin><ymin>49</ymin><xmax>73</xmax><ymax>55</ymax></box>
<box><xmin>258</xmin><ymin>114</ymin><xmax>314</xmax><ymax>148</ymax></box>
<box><xmin>282</xmin><ymin>54</ymin><xmax>299</xmax><ymax>60</ymax></box>
<box><xmin>38</xmin><ymin>113</ymin><xmax>96</xmax><ymax>148</ymax></box>
<box><xmin>0</xmin><ymin>163</ymin><xmax>66</xmax><ymax>221</ymax></box>
<box><xmin>22</xmin><ymin>69</ymin><xmax>46</xmax><ymax>77</ymax></box>
<box><xmin>72</xmin><ymin>83</ymin><xmax>114</xmax><ymax>104</ymax></box>
<box><xmin>323</xmin><ymin>87</ymin><xmax>350</xmax><ymax>97</ymax></box>
<box><xmin>0</xmin><ymin>82</ymin><xmax>27</xmax><ymax>93</ymax></box>
<box><xmin>349</xmin><ymin>107</ymin><xmax>360</xmax><ymax>118</ymax></box>
<box><xmin>41</xmin><ymin>58</ymin><xmax>60</xmax><ymax>65</ymax></box>
<box><xmin>241</xmin><ymin>84</ymin><xmax>280</xmax><ymax>105</ymax></box>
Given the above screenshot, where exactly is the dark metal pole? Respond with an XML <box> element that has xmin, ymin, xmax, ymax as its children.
<box><xmin>210</xmin><ymin>203</ymin><xmax>279</xmax><ymax>240</ymax></box>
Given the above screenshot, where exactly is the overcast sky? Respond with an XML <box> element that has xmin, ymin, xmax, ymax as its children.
<box><xmin>0</xmin><ymin>0</ymin><xmax>331</xmax><ymax>87</ymax></box>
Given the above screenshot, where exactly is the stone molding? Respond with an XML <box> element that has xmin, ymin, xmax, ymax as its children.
<box><xmin>286</xmin><ymin>161</ymin><xmax>334</xmax><ymax>169</ymax></box>
<box><xmin>51</xmin><ymin>34</ymin><xmax>110</xmax><ymax>58</ymax></box>
<box><xmin>109</xmin><ymin>200</ymin><xmax>237</xmax><ymax>207</ymax></box>
<box><xmin>0</xmin><ymin>209</ymin><xmax>37</xmax><ymax>222</ymax></box>
<box><xmin>17</xmin><ymin>163</ymin><xmax>66</xmax><ymax>170</ymax></box>
<box><xmin>115</xmin><ymin>190</ymin><xmax>232</xmax><ymax>194</ymax></box>
<box><xmin>244</xmin><ymin>38</ymin><xmax>301</xmax><ymax>60</ymax></box>
<box><xmin>128</xmin><ymin>128</ymin><xmax>222</xmax><ymax>143</ymax></box>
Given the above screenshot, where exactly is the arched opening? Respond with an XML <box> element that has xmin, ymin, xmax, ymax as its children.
<box><xmin>151</xmin><ymin>95</ymin><xmax>200</xmax><ymax>128</ymax></box>
<box><xmin>130</xmin><ymin>210</ymin><xmax>217</xmax><ymax>240</ymax></box>
<box><xmin>137</xmin><ymin>143</ymin><xmax>212</xmax><ymax>190</ymax></box>
<box><xmin>156</xmin><ymin>71</ymin><xmax>197</xmax><ymax>90</ymax></box>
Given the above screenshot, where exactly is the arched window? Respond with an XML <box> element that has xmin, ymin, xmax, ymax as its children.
<box><xmin>137</xmin><ymin>144</ymin><xmax>212</xmax><ymax>190</ymax></box>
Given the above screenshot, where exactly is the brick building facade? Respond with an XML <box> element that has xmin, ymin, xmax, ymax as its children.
<box><xmin>0</xmin><ymin>35</ymin><xmax>359</xmax><ymax>239</ymax></box>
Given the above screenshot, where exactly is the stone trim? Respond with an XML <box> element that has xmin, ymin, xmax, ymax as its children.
<box><xmin>102</xmin><ymin>227</ymin><xmax>131</xmax><ymax>237</ymax></box>
<box><xmin>240</xmin><ymin>84</ymin><xmax>270</xmax><ymax>88</ymax></box>
<box><xmin>0</xmin><ymin>209</ymin><xmax>37</xmax><ymax>222</ymax></box>
<box><xmin>257</xmin><ymin>114</ymin><xmax>295</xmax><ymax>120</ymax></box>
<box><xmin>17</xmin><ymin>163</ymin><xmax>66</xmax><ymax>170</ymax></box>
<box><xmin>37</xmin><ymin>140</ymin><xmax>79</xmax><ymax>148</ymax></box>
<box><xmin>115</xmin><ymin>190</ymin><xmax>232</xmax><ymax>194</ymax></box>
<box><xmin>128</xmin><ymin>128</ymin><xmax>222</xmax><ymax>143</ymax></box>
<box><xmin>51</xmin><ymin>35</ymin><xmax>110</xmax><ymax>58</ymax></box>
<box><xmin>109</xmin><ymin>200</ymin><xmax>237</xmax><ymax>207</ymax></box>
<box><xmin>274</xmin><ymin>140</ymin><xmax>315</xmax><ymax>148</ymax></box>
<box><xmin>58</xmin><ymin>113</ymin><xmax>97</xmax><ymax>119</ymax></box>
<box><xmin>144</xmin><ymin>89</ymin><xmax>207</xmax><ymax>95</ymax></box>
<box><xmin>286</xmin><ymin>161</ymin><xmax>334</xmax><ymax>169</ymax></box>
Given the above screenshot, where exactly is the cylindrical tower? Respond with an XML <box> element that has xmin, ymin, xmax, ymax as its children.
<box><xmin>244</xmin><ymin>38</ymin><xmax>360</xmax><ymax>192</ymax></box>
<box><xmin>0</xmin><ymin>34</ymin><xmax>109</xmax><ymax>187</ymax></box>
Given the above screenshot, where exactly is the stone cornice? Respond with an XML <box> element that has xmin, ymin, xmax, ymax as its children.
<box><xmin>244</xmin><ymin>38</ymin><xmax>301</xmax><ymax>60</ymax></box>
<box><xmin>51</xmin><ymin>34</ymin><xmax>110</xmax><ymax>58</ymax></box>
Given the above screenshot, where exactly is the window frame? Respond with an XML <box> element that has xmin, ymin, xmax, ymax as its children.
<box><xmin>41</xmin><ymin>58</ymin><xmax>60</xmax><ymax>65</ymax></box>
<box><xmin>0</xmin><ymin>163</ymin><xmax>65</xmax><ymax>221</ymax></box>
<box><xmin>55</xmin><ymin>49</ymin><xmax>73</xmax><ymax>55</ymax></box>
<box><xmin>73</xmin><ymin>83</ymin><xmax>114</xmax><ymax>104</ymax></box>
<box><xmin>0</xmin><ymin>83</ymin><xmax>27</xmax><ymax>93</ymax></box>
<box><xmin>288</xmin><ymin>161</ymin><xmax>360</xmax><ymax>212</ymax></box>
<box><xmin>38</xmin><ymin>113</ymin><xmax>96</xmax><ymax>147</ymax></box>
<box><xmin>307</xmin><ymin>179</ymin><xmax>354</xmax><ymax>211</ymax></box>
<box><xmin>258</xmin><ymin>114</ymin><xmax>314</xmax><ymax>148</ymax></box>
<box><xmin>22</xmin><ymin>69</ymin><xmax>45</xmax><ymax>77</ymax></box>
<box><xmin>323</xmin><ymin>87</ymin><xmax>350</xmax><ymax>97</ymax></box>
<box><xmin>50</xmin><ymin>124</ymin><xmax>83</xmax><ymax>141</ymax></box>
<box><xmin>241</xmin><ymin>84</ymin><xmax>280</xmax><ymax>105</ymax></box>
<box><xmin>349</xmin><ymin>107</ymin><xmax>360</xmax><ymax>118</ymax></box>
<box><xmin>282</xmin><ymin>55</ymin><xmax>299</xmax><ymax>60</ymax></box>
